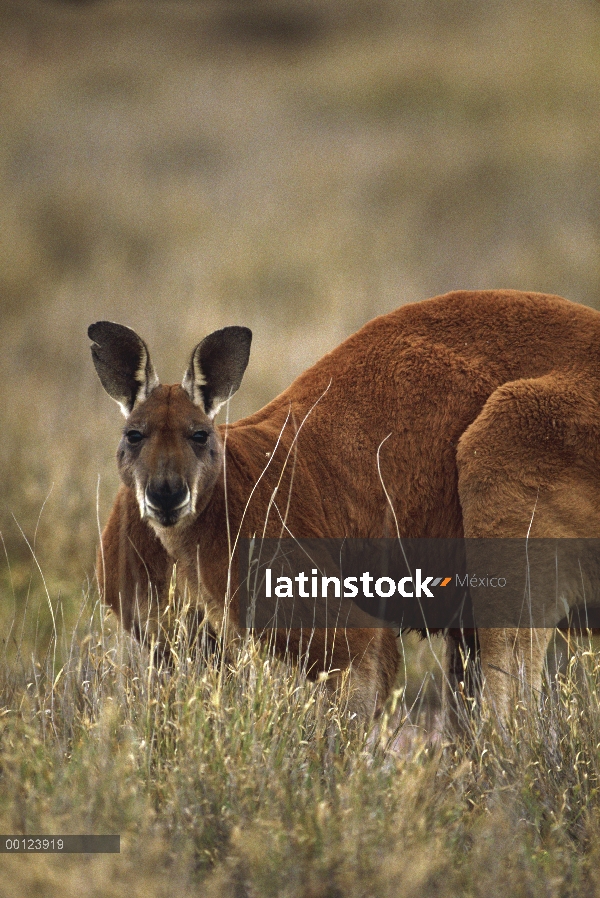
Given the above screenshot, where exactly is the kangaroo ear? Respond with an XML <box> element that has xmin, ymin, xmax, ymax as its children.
<box><xmin>88</xmin><ymin>321</ymin><xmax>159</xmax><ymax>416</ymax></box>
<box><xmin>182</xmin><ymin>326</ymin><xmax>252</xmax><ymax>418</ymax></box>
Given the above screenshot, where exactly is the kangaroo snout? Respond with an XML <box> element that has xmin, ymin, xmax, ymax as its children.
<box><xmin>144</xmin><ymin>479</ymin><xmax>191</xmax><ymax>525</ymax></box>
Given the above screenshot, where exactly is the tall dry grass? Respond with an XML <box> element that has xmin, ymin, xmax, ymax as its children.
<box><xmin>2</xmin><ymin>593</ymin><xmax>600</xmax><ymax>896</ymax></box>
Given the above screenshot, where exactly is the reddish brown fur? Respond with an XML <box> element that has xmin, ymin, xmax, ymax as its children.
<box><xmin>95</xmin><ymin>290</ymin><xmax>600</xmax><ymax>723</ymax></box>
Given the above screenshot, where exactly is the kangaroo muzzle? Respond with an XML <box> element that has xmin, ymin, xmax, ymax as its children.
<box><xmin>144</xmin><ymin>480</ymin><xmax>191</xmax><ymax>526</ymax></box>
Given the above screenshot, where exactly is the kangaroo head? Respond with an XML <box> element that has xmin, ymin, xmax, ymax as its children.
<box><xmin>89</xmin><ymin>321</ymin><xmax>252</xmax><ymax>529</ymax></box>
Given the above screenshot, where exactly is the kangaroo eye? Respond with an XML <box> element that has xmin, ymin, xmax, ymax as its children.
<box><xmin>191</xmin><ymin>430</ymin><xmax>209</xmax><ymax>445</ymax></box>
<box><xmin>126</xmin><ymin>430</ymin><xmax>144</xmax><ymax>445</ymax></box>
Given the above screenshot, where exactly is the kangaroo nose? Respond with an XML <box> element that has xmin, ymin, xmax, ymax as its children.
<box><xmin>145</xmin><ymin>481</ymin><xmax>190</xmax><ymax>513</ymax></box>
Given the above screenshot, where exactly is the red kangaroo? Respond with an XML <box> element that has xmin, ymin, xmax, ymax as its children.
<box><xmin>90</xmin><ymin>290</ymin><xmax>600</xmax><ymax>725</ymax></box>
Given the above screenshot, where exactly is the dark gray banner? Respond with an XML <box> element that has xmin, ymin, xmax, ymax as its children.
<box><xmin>0</xmin><ymin>835</ymin><xmax>120</xmax><ymax>853</ymax></box>
<box><xmin>237</xmin><ymin>538</ymin><xmax>600</xmax><ymax>629</ymax></box>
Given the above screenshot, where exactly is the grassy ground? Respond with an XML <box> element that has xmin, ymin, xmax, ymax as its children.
<box><xmin>2</xmin><ymin>607</ymin><xmax>600</xmax><ymax>897</ymax></box>
<box><xmin>3</xmin><ymin>0</ymin><xmax>600</xmax><ymax>893</ymax></box>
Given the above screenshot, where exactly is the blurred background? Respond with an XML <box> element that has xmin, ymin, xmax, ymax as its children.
<box><xmin>1</xmin><ymin>0</ymin><xmax>599</xmax><ymax>670</ymax></box>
